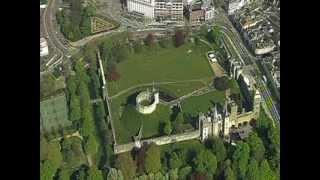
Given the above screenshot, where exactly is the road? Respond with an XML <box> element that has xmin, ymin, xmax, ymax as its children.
<box><xmin>42</xmin><ymin>0</ymin><xmax>79</xmax><ymax>72</ymax></box>
<box><xmin>211</xmin><ymin>9</ymin><xmax>280</xmax><ymax>123</ymax></box>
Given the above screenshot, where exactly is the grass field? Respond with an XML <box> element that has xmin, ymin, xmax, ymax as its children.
<box><xmin>108</xmin><ymin>41</ymin><xmax>218</xmax><ymax>144</ymax></box>
<box><xmin>108</xmin><ymin>42</ymin><xmax>214</xmax><ymax>96</ymax></box>
<box><xmin>114</xmin><ymin>104</ymin><xmax>171</xmax><ymax>143</ymax></box>
<box><xmin>181</xmin><ymin>90</ymin><xmax>226</xmax><ymax>117</ymax></box>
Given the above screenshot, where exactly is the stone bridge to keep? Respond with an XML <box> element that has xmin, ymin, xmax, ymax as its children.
<box><xmin>114</xmin><ymin>130</ymin><xmax>200</xmax><ymax>154</ymax></box>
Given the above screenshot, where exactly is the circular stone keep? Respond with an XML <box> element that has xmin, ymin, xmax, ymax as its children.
<box><xmin>136</xmin><ymin>90</ymin><xmax>159</xmax><ymax>114</ymax></box>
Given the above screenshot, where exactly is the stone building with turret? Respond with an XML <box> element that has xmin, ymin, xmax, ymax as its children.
<box><xmin>200</xmin><ymin>88</ymin><xmax>261</xmax><ymax>141</ymax></box>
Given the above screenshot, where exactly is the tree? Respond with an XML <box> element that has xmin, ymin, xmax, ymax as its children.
<box><xmin>193</xmin><ymin>149</ymin><xmax>217</xmax><ymax>177</ymax></box>
<box><xmin>84</xmin><ymin>134</ymin><xmax>98</xmax><ymax>155</ymax></box>
<box><xmin>57</xmin><ymin>168</ymin><xmax>71</xmax><ymax>180</ymax></box>
<box><xmin>247</xmin><ymin>133</ymin><xmax>265</xmax><ymax>162</ymax></box>
<box><xmin>87</xmin><ymin>166</ymin><xmax>104</xmax><ymax>180</ymax></box>
<box><xmin>66</xmin><ymin>75</ymin><xmax>78</xmax><ymax>95</ymax></box>
<box><xmin>174</xmin><ymin>30</ymin><xmax>185</xmax><ymax>47</ymax></box>
<box><xmin>260</xmin><ymin>160</ymin><xmax>277</xmax><ymax>180</ymax></box>
<box><xmin>136</xmin><ymin>144</ymin><xmax>147</xmax><ymax>174</ymax></box>
<box><xmin>115</xmin><ymin>152</ymin><xmax>137</xmax><ymax>180</ymax></box>
<box><xmin>79</xmin><ymin>14</ymin><xmax>91</xmax><ymax>36</ymax></box>
<box><xmin>77</xmin><ymin>168</ymin><xmax>87</xmax><ymax>180</ymax></box>
<box><xmin>69</xmin><ymin>95</ymin><xmax>81</xmax><ymax>121</ymax></box>
<box><xmin>173</xmin><ymin>112</ymin><xmax>184</xmax><ymax>133</ymax></box>
<box><xmin>267</xmin><ymin>125</ymin><xmax>280</xmax><ymax>170</ymax></box>
<box><xmin>40</xmin><ymin>160</ymin><xmax>57</xmax><ymax>180</ymax></box>
<box><xmin>107</xmin><ymin>168</ymin><xmax>124</xmax><ymax>180</ymax></box>
<box><xmin>246</xmin><ymin>159</ymin><xmax>260</xmax><ymax>180</ymax></box>
<box><xmin>144</xmin><ymin>33</ymin><xmax>155</xmax><ymax>47</ymax></box>
<box><xmin>232</xmin><ymin>142</ymin><xmax>250</xmax><ymax>179</ymax></box>
<box><xmin>144</xmin><ymin>143</ymin><xmax>161</xmax><ymax>174</ymax></box>
<box><xmin>179</xmin><ymin>166</ymin><xmax>192</xmax><ymax>180</ymax></box>
<box><xmin>200</xmin><ymin>25</ymin><xmax>209</xmax><ymax>36</ymax></box>
<box><xmin>133</xmin><ymin>40</ymin><xmax>143</xmax><ymax>53</ymax></box>
<box><xmin>158</xmin><ymin>38</ymin><xmax>171</xmax><ymax>48</ymax></box>
<box><xmin>169</xmin><ymin>152</ymin><xmax>183</xmax><ymax>169</ymax></box>
<box><xmin>205</xmin><ymin>137</ymin><xmax>227</xmax><ymax>162</ymax></box>
<box><xmin>207</xmin><ymin>27</ymin><xmax>222</xmax><ymax>45</ymax></box>
<box><xmin>81</xmin><ymin>108</ymin><xmax>95</xmax><ymax>137</ymax></box>
<box><xmin>224</xmin><ymin>167</ymin><xmax>236</xmax><ymax>180</ymax></box>
<box><xmin>169</xmin><ymin>168</ymin><xmax>179</xmax><ymax>180</ymax></box>
<box><xmin>163</xmin><ymin>120</ymin><xmax>172</xmax><ymax>135</ymax></box>
<box><xmin>111</xmin><ymin>41</ymin><xmax>129</xmax><ymax>63</ymax></box>
<box><xmin>214</xmin><ymin>77</ymin><xmax>229</xmax><ymax>91</ymax></box>
<box><xmin>108</xmin><ymin>69</ymin><xmax>121</xmax><ymax>81</ymax></box>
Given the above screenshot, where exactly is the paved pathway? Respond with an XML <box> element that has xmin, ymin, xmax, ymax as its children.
<box><xmin>109</xmin><ymin>78</ymin><xmax>210</xmax><ymax>99</ymax></box>
<box><xmin>51</xmin><ymin>131</ymin><xmax>83</xmax><ymax>142</ymax></box>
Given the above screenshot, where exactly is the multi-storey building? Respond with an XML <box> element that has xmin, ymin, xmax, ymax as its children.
<box><xmin>228</xmin><ymin>0</ymin><xmax>248</xmax><ymax>14</ymax></box>
<box><xmin>127</xmin><ymin>0</ymin><xmax>183</xmax><ymax>23</ymax></box>
<box><xmin>188</xmin><ymin>0</ymin><xmax>215</xmax><ymax>26</ymax></box>
<box><xmin>154</xmin><ymin>0</ymin><xmax>184</xmax><ymax>23</ymax></box>
<box><xmin>127</xmin><ymin>0</ymin><xmax>156</xmax><ymax>18</ymax></box>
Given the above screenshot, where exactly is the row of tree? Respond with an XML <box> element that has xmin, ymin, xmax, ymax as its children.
<box><xmin>56</xmin><ymin>0</ymin><xmax>96</xmax><ymax>41</ymax></box>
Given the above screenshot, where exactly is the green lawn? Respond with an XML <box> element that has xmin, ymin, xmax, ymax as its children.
<box><xmin>114</xmin><ymin>104</ymin><xmax>172</xmax><ymax>144</ymax></box>
<box><xmin>108</xmin><ymin>43</ymin><xmax>214</xmax><ymax>96</ymax></box>
<box><xmin>228</xmin><ymin>78</ymin><xmax>241</xmax><ymax>94</ymax></box>
<box><xmin>182</xmin><ymin>90</ymin><xmax>226</xmax><ymax>117</ymax></box>
<box><xmin>110</xmin><ymin>80</ymin><xmax>213</xmax><ymax>144</ymax></box>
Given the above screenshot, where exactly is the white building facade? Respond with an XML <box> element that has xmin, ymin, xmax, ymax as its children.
<box><xmin>127</xmin><ymin>0</ymin><xmax>184</xmax><ymax>23</ymax></box>
<box><xmin>127</xmin><ymin>0</ymin><xmax>156</xmax><ymax>18</ymax></box>
<box><xmin>40</xmin><ymin>38</ymin><xmax>49</xmax><ymax>57</ymax></box>
<box><xmin>228</xmin><ymin>0</ymin><xmax>248</xmax><ymax>14</ymax></box>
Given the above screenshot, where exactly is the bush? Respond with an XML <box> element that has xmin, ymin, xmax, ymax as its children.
<box><xmin>158</xmin><ymin>38</ymin><xmax>171</xmax><ymax>48</ymax></box>
<box><xmin>174</xmin><ymin>30</ymin><xmax>185</xmax><ymax>47</ymax></box>
<box><xmin>144</xmin><ymin>33</ymin><xmax>155</xmax><ymax>48</ymax></box>
<box><xmin>133</xmin><ymin>40</ymin><xmax>143</xmax><ymax>53</ymax></box>
<box><xmin>214</xmin><ymin>77</ymin><xmax>229</xmax><ymax>91</ymax></box>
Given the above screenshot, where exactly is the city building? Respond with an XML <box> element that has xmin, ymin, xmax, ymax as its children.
<box><xmin>189</xmin><ymin>3</ymin><xmax>205</xmax><ymax>26</ymax></box>
<box><xmin>127</xmin><ymin>0</ymin><xmax>156</xmax><ymax>19</ymax></box>
<box><xmin>187</xmin><ymin>0</ymin><xmax>215</xmax><ymax>26</ymax></box>
<box><xmin>154</xmin><ymin>0</ymin><xmax>184</xmax><ymax>23</ymax></box>
<box><xmin>40</xmin><ymin>37</ymin><xmax>49</xmax><ymax>57</ymax></box>
<box><xmin>127</xmin><ymin>0</ymin><xmax>184</xmax><ymax>23</ymax></box>
<box><xmin>232</xmin><ymin>6</ymin><xmax>278</xmax><ymax>55</ymax></box>
<box><xmin>228</xmin><ymin>0</ymin><xmax>248</xmax><ymax>14</ymax></box>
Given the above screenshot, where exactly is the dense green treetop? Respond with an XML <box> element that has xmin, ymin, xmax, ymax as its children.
<box><xmin>246</xmin><ymin>159</ymin><xmax>260</xmax><ymax>180</ymax></box>
<box><xmin>145</xmin><ymin>143</ymin><xmax>161</xmax><ymax>174</ymax></box>
<box><xmin>193</xmin><ymin>149</ymin><xmax>217</xmax><ymax>177</ymax></box>
<box><xmin>232</xmin><ymin>142</ymin><xmax>250</xmax><ymax>179</ymax></box>
<box><xmin>247</xmin><ymin>132</ymin><xmax>266</xmax><ymax>162</ymax></box>
<box><xmin>115</xmin><ymin>152</ymin><xmax>137</xmax><ymax>180</ymax></box>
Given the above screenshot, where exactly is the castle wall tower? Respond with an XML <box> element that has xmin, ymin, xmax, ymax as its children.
<box><xmin>199</xmin><ymin>113</ymin><xmax>212</xmax><ymax>141</ymax></box>
<box><xmin>229</xmin><ymin>101</ymin><xmax>238</xmax><ymax>124</ymax></box>
<box><xmin>253</xmin><ymin>90</ymin><xmax>261</xmax><ymax>119</ymax></box>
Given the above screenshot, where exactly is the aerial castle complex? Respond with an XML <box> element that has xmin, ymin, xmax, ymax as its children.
<box><xmin>199</xmin><ymin>89</ymin><xmax>261</xmax><ymax>141</ymax></box>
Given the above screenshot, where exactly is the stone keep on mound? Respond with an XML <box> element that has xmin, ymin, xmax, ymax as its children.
<box><xmin>136</xmin><ymin>89</ymin><xmax>159</xmax><ymax>114</ymax></box>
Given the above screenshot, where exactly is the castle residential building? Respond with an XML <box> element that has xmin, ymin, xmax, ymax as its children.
<box><xmin>200</xmin><ymin>89</ymin><xmax>261</xmax><ymax>141</ymax></box>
